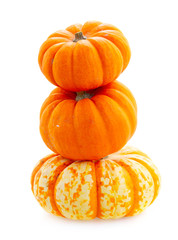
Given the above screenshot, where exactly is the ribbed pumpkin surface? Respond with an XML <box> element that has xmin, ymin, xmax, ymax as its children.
<box><xmin>31</xmin><ymin>146</ymin><xmax>160</xmax><ymax>220</ymax></box>
<box><xmin>38</xmin><ymin>21</ymin><xmax>131</xmax><ymax>91</ymax></box>
<box><xmin>40</xmin><ymin>81</ymin><xmax>137</xmax><ymax>160</ymax></box>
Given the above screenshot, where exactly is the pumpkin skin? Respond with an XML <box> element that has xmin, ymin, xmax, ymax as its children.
<box><xmin>31</xmin><ymin>146</ymin><xmax>161</xmax><ymax>220</ymax></box>
<box><xmin>40</xmin><ymin>81</ymin><xmax>137</xmax><ymax>160</ymax></box>
<box><xmin>38</xmin><ymin>21</ymin><xmax>131</xmax><ymax>91</ymax></box>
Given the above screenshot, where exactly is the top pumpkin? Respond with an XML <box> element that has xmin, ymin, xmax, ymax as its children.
<box><xmin>38</xmin><ymin>21</ymin><xmax>131</xmax><ymax>91</ymax></box>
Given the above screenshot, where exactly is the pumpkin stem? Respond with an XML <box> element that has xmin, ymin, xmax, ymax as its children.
<box><xmin>73</xmin><ymin>32</ymin><xmax>87</xmax><ymax>42</ymax></box>
<box><xmin>76</xmin><ymin>91</ymin><xmax>92</xmax><ymax>101</ymax></box>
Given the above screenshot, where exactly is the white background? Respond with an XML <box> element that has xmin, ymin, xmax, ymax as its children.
<box><xmin>0</xmin><ymin>0</ymin><xmax>178</xmax><ymax>239</ymax></box>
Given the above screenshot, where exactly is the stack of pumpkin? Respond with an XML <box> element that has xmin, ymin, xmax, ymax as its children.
<box><xmin>31</xmin><ymin>21</ymin><xmax>161</xmax><ymax>220</ymax></box>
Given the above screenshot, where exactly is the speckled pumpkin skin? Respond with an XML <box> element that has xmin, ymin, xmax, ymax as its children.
<box><xmin>31</xmin><ymin>146</ymin><xmax>160</xmax><ymax>220</ymax></box>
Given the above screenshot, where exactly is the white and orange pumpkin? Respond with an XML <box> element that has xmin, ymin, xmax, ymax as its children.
<box><xmin>31</xmin><ymin>146</ymin><xmax>160</xmax><ymax>220</ymax></box>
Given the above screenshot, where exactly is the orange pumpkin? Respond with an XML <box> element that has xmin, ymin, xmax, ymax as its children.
<box><xmin>40</xmin><ymin>81</ymin><xmax>137</xmax><ymax>160</ymax></box>
<box><xmin>38</xmin><ymin>21</ymin><xmax>131</xmax><ymax>91</ymax></box>
<box><xmin>31</xmin><ymin>146</ymin><xmax>161</xmax><ymax>220</ymax></box>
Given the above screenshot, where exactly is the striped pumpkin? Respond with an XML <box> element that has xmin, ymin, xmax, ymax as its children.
<box><xmin>31</xmin><ymin>146</ymin><xmax>160</xmax><ymax>220</ymax></box>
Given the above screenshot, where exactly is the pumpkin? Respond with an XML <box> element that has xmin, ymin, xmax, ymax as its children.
<box><xmin>40</xmin><ymin>81</ymin><xmax>137</xmax><ymax>160</ymax></box>
<box><xmin>38</xmin><ymin>21</ymin><xmax>131</xmax><ymax>91</ymax></box>
<box><xmin>31</xmin><ymin>146</ymin><xmax>161</xmax><ymax>220</ymax></box>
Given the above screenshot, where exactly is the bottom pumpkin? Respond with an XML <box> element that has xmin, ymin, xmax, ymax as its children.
<box><xmin>31</xmin><ymin>146</ymin><xmax>160</xmax><ymax>220</ymax></box>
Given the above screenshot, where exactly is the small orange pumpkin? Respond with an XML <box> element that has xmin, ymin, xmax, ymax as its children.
<box><xmin>31</xmin><ymin>146</ymin><xmax>161</xmax><ymax>220</ymax></box>
<box><xmin>40</xmin><ymin>81</ymin><xmax>137</xmax><ymax>160</ymax></box>
<box><xmin>38</xmin><ymin>21</ymin><xmax>131</xmax><ymax>91</ymax></box>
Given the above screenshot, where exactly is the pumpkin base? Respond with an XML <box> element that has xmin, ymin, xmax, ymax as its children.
<box><xmin>31</xmin><ymin>146</ymin><xmax>161</xmax><ymax>220</ymax></box>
